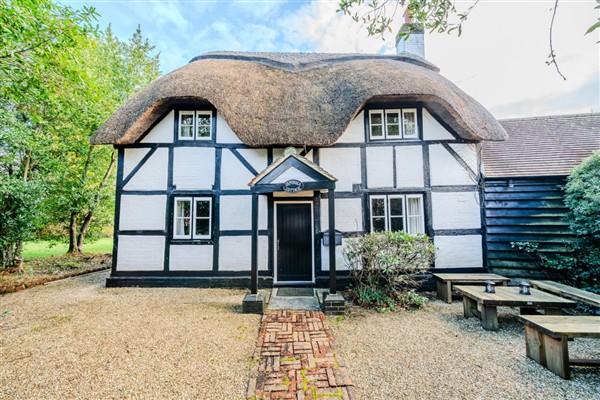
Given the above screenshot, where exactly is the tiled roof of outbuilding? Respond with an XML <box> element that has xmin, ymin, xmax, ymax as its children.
<box><xmin>483</xmin><ymin>113</ymin><xmax>600</xmax><ymax>178</ymax></box>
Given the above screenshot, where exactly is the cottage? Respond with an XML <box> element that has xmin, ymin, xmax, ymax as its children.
<box><xmin>90</xmin><ymin>29</ymin><xmax>508</xmax><ymax>302</ymax></box>
<box><xmin>482</xmin><ymin>113</ymin><xmax>600</xmax><ymax>278</ymax></box>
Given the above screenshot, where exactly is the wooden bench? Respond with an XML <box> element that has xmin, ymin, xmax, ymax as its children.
<box><xmin>455</xmin><ymin>286</ymin><xmax>576</xmax><ymax>331</ymax></box>
<box><xmin>518</xmin><ymin>315</ymin><xmax>600</xmax><ymax>379</ymax></box>
<box><xmin>531</xmin><ymin>280</ymin><xmax>600</xmax><ymax>308</ymax></box>
<box><xmin>432</xmin><ymin>273</ymin><xmax>510</xmax><ymax>303</ymax></box>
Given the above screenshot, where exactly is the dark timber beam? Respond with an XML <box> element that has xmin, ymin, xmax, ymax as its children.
<box><xmin>251</xmin><ymin>193</ymin><xmax>259</xmax><ymax>294</ymax></box>
<box><xmin>328</xmin><ymin>188</ymin><xmax>336</xmax><ymax>294</ymax></box>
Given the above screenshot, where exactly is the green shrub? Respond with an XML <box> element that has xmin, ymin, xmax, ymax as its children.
<box><xmin>344</xmin><ymin>231</ymin><xmax>434</xmax><ymax>311</ymax></box>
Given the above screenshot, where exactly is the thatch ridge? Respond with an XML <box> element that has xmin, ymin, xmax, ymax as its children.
<box><xmin>91</xmin><ymin>54</ymin><xmax>507</xmax><ymax>146</ymax></box>
<box><xmin>190</xmin><ymin>51</ymin><xmax>439</xmax><ymax>72</ymax></box>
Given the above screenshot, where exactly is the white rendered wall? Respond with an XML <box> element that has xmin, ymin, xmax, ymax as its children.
<box><xmin>220</xmin><ymin>149</ymin><xmax>268</xmax><ymax>190</ymax></box>
<box><xmin>218</xmin><ymin>236</ymin><xmax>268</xmax><ymax>271</ymax></box>
<box><xmin>422</xmin><ymin>109</ymin><xmax>454</xmax><ymax>140</ymax></box>
<box><xmin>123</xmin><ymin>148</ymin><xmax>150</xmax><ymax>177</ymax></box>
<box><xmin>319</xmin><ymin>148</ymin><xmax>361</xmax><ymax>192</ymax></box>
<box><xmin>434</xmin><ymin>235</ymin><xmax>482</xmax><ymax>268</ymax></box>
<box><xmin>271</xmin><ymin>167</ymin><xmax>315</xmax><ymax>184</ymax></box>
<box><xmin>273</xmin><ymin>148</ymin><xmax>313</xmax><ymax>162</ymax></box>
<box><xmin>119</xmin><ymin>195</ymin><xmax>166</xmax><ymax>231</ymax></box>
<box><xmin>321</xmin><ymin>241</ymin><xmax>350</xmax><ymax>271</ymax></box>
<box><xmin>366</xmin><ymin>146</ymin><xmax>394</xmax><ymax>188</ymax></box>
<box><xmin>117</xmin><ymin>236</ymin><xmax>165</xmax><ymax>271</ymax></box>
<box><xmin>395</xmin><ymin>146</ymin><xmax>424</xmax><ymax>188</ymax></box>
<box><xmin>336</xmin><ymin>111</ymin><xmax>365</xmax><ymax>143</ymax></box>
<box><xmin>140</xmin><ymin>110</ymin><xmax>174</xmax><ymax>143</ymax></box>
<box><xmin>429</xmin><ymin>144</ymin><xmax>476</xmax><ymax>186</ymax></box>
<box><xmin>173</xmin><ymin>147</ymin><xmax>215</xmax><ymax>190</ymax></box>
<box><xmin>123</xmin><ymin>148</ymin><xmax>168</xmax><ymax>191</ymax></box>
<box><xmin>450</xmin><ymin>143</ymin><xmax>478</xmax><ymax>174</ymax></box>
<box><xmin>431</xmin><ymin>192</ymin><xmax>481</xmax><ymax>230</ymax></box>
<box><xmin>320</xmin><ymin>198</ymin><xmax>363</xmax><ymax>232</ymax></box>
<box><xmin>216</xmin><ymin>113</ymin><xmax>242</xmax><ymax>144</ymax></box>
<box><xmin>220</xmin><ymin>195</ymin><xmax>267</xmax><ymax>231</ymax></box>
<box><xmin>169</xmin><ymin>245</ymin><xmax>213</xmax><ymax>271</ymax></box>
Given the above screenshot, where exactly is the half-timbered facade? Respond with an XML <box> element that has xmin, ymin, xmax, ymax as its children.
<box><xmin>91</xmin><ymin>50</ymin><xmax>507</xmax><ymax>289</ymax></box>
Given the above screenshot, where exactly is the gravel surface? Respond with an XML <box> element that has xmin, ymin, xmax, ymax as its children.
<box><xmin>0</xmin><ymin>271</ymin><xmax>260</xmax><ymax>400</ymax></box>
<box><xmin>329</xmin><ymin>300</ymin><xmax>600</xmax><ymax>400</ymax></box>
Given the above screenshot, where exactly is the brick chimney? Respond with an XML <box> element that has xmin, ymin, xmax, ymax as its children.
<box><xmin>396</xmin><ymin>10</ymin><xmax>425</xmax><ymax>58</ymax></box>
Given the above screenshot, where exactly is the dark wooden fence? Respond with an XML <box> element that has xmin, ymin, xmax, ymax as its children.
<box><xmin>484</xmin><ymin>177</ymin><xmax>572</xmax><ymax>278</ymax></box>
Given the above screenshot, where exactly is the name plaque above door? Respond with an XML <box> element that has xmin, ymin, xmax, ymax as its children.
<box><xmin>282</xmin><ymin>179</ymin><xmax>304</xmax><ymax>193</ymax></box>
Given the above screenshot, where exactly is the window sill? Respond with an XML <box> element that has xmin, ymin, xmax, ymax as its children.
<box><xmin>170</xmin><ymin>240</ymin><xmax>214</xmax><ymax>245</ymax></box>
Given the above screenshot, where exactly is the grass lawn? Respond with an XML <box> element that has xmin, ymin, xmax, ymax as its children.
<box><xmin>1</xmin><ymin>253</ymin><xmax>111</xmax><ymax>294</ymax></box>
<box><xmin>22</xmin><ymin>237</ymin><xmax>113</xmax><ymax>259</ymax></box>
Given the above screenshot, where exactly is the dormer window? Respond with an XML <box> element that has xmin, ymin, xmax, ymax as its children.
<box><xmin>368</xmin><ymin>108</ymin><xmax>419</xmax><ymax>140</ymax></box>
<box><xmin>178</xmin><ymin>110</ymin><xmax>213</xmax><ymax>140</ymax></box>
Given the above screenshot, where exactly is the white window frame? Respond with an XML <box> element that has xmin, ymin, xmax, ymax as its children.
<box><xmin>173</xmin><ymin>197</ymin><xmax>193</xmax><ymax>239</ymax></box>
<box><xmin>177</xmin><ymin>110</ymin><xmax>213</xmax><ymax>141</ymax></box>
<box><xmin>387</xmin><ymin>194</ymin><xmax>406</xmax><ymax>232</ymax></box>
<box><xmin>369</xmin><ymin>194</ymin><xmax>425</xmax><ymax>234</ymax></box>
<box><xmin>178</xmin><ymin>111</ymin><xmax>196</xmax><ymax>141</ymax></box>
<box><xmin>385</xmin><ymin>109</ymin><xmax>402</xmax><ymax>139</ymax></box>
<box><xmin>195</xmin><ymin>111</ymin><xmax>213</xmax><ymax>141</ymax></box>
<box><xmin>405</xmin><ymin>194</ymin><xmax>425</xmax><ymax>234</ymax></box>
<box><xmin>402</xmin><ymin>108</ymin><xmax>418</xmax><ymax>138</ymax></box>
<box><xmin>369</xmin><ymin>195</ymin><xmax>388</xmax><ymax>231</ymax></box>
<box><xmin>192</xmin><ymin>197</ymin><xmax>212</xmax><ymax>239</ymax></box>
<box><xmin>368</xmin><ymin>110</ymin><xmax>385</xmax><ymax>140</ymax></box>
<box><xmin>368</xmin><ymin>108</ymin><xmax>419</xmax><ymax>140</ymax></box>
<box><xmin>172</xmin><ymin>196</ymin><xmax>212</xmax><ymax>240</ymax></box>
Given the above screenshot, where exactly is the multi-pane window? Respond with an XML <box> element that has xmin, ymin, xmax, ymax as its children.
<box><xmin>369</xmin><ymin>194</ymin><xmax>425</xmax><ymax>234</ymax></box>
<box><xmin>178</xmin><ymin>111</ymin><xmax>213</xmax><ymax>140</ymax></box>
<box><xmin>368</xmin><ymin>108</ymin><xmax>418</xmax><ymax>140</ymax></box>
<box><xmin>173</xmin><ymin>197</ymin><xmax>212</xmax><ymax>239</ymax></box>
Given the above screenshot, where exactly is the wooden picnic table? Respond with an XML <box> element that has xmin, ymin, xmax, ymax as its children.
<box><xmin>454</xmin><ymin>285</ymin><xmax>577</xmax><ymax>331</ymax></box>
<box><xmin>519</xmin><ymin>315</ymin><xmax>600</xmax><ymax>379</ymax></box>
<box><xmin>432</xmin><ymin>273</ymin><xmax>510</xmax><ymax>303</ymax></box>
<box><xmin>531</xmin><ymin>280</ymin><xmax>600</xmax><ymax>308</ymax></box>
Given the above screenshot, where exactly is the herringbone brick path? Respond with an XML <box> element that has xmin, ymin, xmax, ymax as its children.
<box><xmin>247</xmin><ymin>310</ymin><xmax>355</xmax><ymax>400</ymax></box>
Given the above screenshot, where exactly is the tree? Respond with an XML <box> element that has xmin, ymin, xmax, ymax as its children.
<box><xmin>38</xmin><ymin>26</ymin><xmax>160</xmax><ymax>253</ymax></box>
<box><xmin>338</xmin><ymin>0</ymin><xmax>598</xmax><ymax>80</ymax></box>
<box><xmin>0</xmin><ymin>0</ymin><xmax>160</xmax><ymax>264</ymax></box>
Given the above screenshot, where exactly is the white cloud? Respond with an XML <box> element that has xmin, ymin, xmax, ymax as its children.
<box><xmin>426</xmin><ymin>1</ymin><xmax>599</xmax><ymax>118</ymax></box>
<box><xmin>282</xmin><ymin>1</ymin><xmax>398</xmax><ymax>54</ymax></box>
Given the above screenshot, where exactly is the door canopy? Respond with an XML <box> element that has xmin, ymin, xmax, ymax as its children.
<box><xmin>249</xmin><ymin>147</ymin><xmax>337</xmax><ymax>193</ymax></box>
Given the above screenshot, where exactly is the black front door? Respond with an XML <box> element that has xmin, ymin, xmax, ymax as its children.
<box><xmin>276</xmin><ymin>203</ymin><xmax>313</xmax><ymax>282</ymax></box>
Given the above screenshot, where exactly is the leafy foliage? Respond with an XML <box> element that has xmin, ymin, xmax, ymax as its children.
<box><xmin>564</xmin><ymin>151</ymin><xmax>600</xmax><ymax>239</ymax></box>
<box><xmin>0</xmin><ymin>0</ymin><xmax>160</xmax><ymax>265</ymax></box>
<box><xmin>586</xmin><ymin>0</ymin><xmax>600</xmax><ymax>41</ymax></box>
<box><xmin>337</xmin><ymin>0</ymin><xmax>480</xmax><ymax>39</ymax></box>
<box><xmin>344</xmin><ymin>231</ymin><xmax>434</xmax><ymax>311</ymax></box>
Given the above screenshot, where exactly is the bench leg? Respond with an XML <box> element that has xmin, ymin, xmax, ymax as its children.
<box><xmin>436</xmin><ymin>280</ymin><xmax>452</xmax><ymax>303</ymax></box>
<box><xmin>463</xmin><ymin>296</ymin><xmax>477</xmax><ymax>318</ymax></box>
<box><xmin>524</xmin><ymin>325</ymin><xmax>570</xmax><ymax>379</ymax></box>
<box><xmin>481</xmin><ymin>305</ymin><xmax>498</xmax><ymax>331</ymax></box>
<box><xmin>544</xmin><ymin>308</ymin><xmax>565</xmax><ymax>316</ymax></box>
<box><xmin>520</xmin><ymin>307</ymin><xmax>540</xmax><ymax>315</ymax></box>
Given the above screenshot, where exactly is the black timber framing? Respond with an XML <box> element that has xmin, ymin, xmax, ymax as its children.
<box><xmin>110</xmin><ymin>102</ymin><xmax>486</xmax><ymax>287</ymax></box>
<box><xmin>483</xmin><ymin>176</ymin><xmax>571</xmax><ymax>279</ymax></box>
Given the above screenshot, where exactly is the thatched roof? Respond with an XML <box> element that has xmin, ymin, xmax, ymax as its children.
<box><xmin>483</xmin><ymin>113</ymin><xmax>600</xmax><ymax>178</ymax></box>
<box><xmin>91</xmin><ymin>51</ymin><xmax>507</xmax><ymax>146</ymax></box>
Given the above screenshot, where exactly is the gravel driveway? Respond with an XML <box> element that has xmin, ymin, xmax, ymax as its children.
<box><xmin>329</xmin><ymin>300</ymin><xmax>600</xmax><ymax>400</ymax></box>
<box><xmin>0</xmin><ymin>271</ymin><xmax>260</xmax><ymax>400</ymax></box>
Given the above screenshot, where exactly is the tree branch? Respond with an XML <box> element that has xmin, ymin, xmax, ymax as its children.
<box><xmin>546</xmin><ymin>0</ymin><xmax>567</xmax><ymax>80</ymax></box>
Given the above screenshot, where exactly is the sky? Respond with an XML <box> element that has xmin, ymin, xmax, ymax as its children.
<box><xmin>63</xmin><ymin>0</ymin><xmax>599</xmax><ymax>119</ymax></box>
